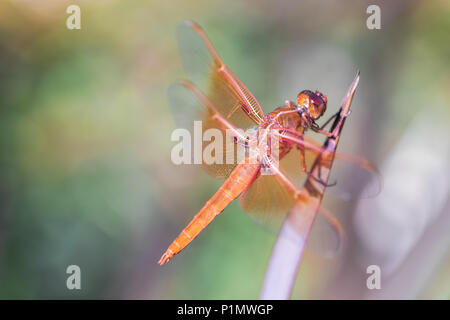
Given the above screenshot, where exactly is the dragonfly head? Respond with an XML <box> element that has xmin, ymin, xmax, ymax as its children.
<box><xmin>297</xmin><ymin>90</ymin><xmax>327</xmax><ymax>120</ymax></box>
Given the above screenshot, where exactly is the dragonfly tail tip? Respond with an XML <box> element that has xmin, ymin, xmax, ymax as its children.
<box><xmin>158</xmin><ymin>252</ymin><xmax>172</xmax><ymax>266</ymax></box>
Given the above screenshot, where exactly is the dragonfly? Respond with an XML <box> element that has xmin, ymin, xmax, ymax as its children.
<box><xmin>159</xmin><ymin>21</ymin><xmax>379</xmax><ymax>265</ymax></box>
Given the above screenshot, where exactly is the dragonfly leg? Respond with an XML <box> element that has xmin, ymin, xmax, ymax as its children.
<box><xmin>295</xmin><ymin>135</ymin><xmax>308</xmax><ymax>172</ymax></box>
<box><xmin>309</xmin><ymin>171</ymin><xmax>337</xmax><ymax>187</ymax></box>
<box><xmin>316</xmin><ymin>161</ymin><xmax>337</xmax><ymax>187</ymax></box>
<box><xmin>300</xmin><ymin>148</ymin><xmax>307</xmax><ymax>172</ymax></box>
<box><xmin>311</xmin><ymin>124</ymin><xmax>335</xmax><ymax>138</ymax></box>
<box><xmin>319</xmin><ymin>111</ymin><xmax>340</xmax><ymax>130</ymax></box>
<box><xmin>297</xmin><ymin>149</ymin><xmax>336</xmax><ymax>188</ymax></box>
<box><xmin>312</xmin><ymin>109</ymin><xmax>346</xmax><ymax>138</ymax></box>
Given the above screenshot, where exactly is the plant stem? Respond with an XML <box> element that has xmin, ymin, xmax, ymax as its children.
<box><xmin>260</xmin><ymin>71</ymin><xmax>360</xmax><ymax>300</ymax></box>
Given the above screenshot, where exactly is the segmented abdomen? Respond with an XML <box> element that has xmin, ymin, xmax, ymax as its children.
<box><xmin>158</xmin><ymin>159</ymin><xmax>260</xmax><ymax>265</ymax></box>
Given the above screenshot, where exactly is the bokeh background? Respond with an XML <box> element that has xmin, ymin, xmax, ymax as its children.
<box><xmin>0</xmin><ymin>0</ymin><xmax>449</xmax><ymax>299</ymax></box>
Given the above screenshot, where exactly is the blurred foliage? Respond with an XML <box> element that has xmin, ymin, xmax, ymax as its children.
<box><xmin>0</xmin><ymin>0</ymin><xmax>448</xmax><ymax>299</ymax></box>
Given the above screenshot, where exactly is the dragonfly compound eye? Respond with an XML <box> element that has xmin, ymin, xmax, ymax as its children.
<box><xmin>297</xmin><ymin>90</ymin><xmax>327</xmax><ymax>120</ymax></box>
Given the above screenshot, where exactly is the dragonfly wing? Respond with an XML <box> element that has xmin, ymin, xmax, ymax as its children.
<box><xmin>239</xmin><ymin>171</ymin><xmax>295</xmax><ymax>231</ymax></box>
<box><xmin>307</xmin><ymin>206</ymin><xmax>345</xmax><ymax>257</ymax></box>
<box><xmin>235</xmin><ymin>148</ymin><xmax>345</xmax><ymax>256</ymax></box>
<box><xmin>168</xmin><ymin>81</ymin><xmax>249</xmax><ymax>178</ymax></box>
<box><xmin>277</xmin><ymin>130</ymin><xmax>382</xmax><ymax>199</ymax></box>
<box><xmin>326</xmin><ymin>150</ymin><xmax>382</xmax><ymax>200</ymax></box>
<box><xmin>176</xmin><ymin>20</ymin><xmax>265</xmax><ymax>129</ymax></box>
<box><xmin>239</xmin><ymin>152</ymin><xmax>345</xmax><ymax>257</ymax></box>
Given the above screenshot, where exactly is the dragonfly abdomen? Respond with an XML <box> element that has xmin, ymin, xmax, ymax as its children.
<box><xmin>158</xmin><ymin>158</ymin><xmax>260</xmax><ymax>265</ymax></box>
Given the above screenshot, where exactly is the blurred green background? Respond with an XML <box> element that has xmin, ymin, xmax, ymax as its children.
<box><xmin>0</xmin><ymin>0</ymin><xmax>449</xmax><ymax>299</ymax></box>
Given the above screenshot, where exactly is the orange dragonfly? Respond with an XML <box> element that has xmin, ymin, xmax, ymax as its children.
<box><xmin>159</xmin><ymin>21</ymin><xmax>378</xmax><ymax>265</ymax></box>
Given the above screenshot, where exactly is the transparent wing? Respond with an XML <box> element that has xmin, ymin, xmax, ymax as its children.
<box><xmin>277</xmin><ymin>130</ymin><xmax>382</xmax><ymax>199</ymax></box>
<box><xmin>237</xmin><ymin>143</ymin><xmax>373</xmax><ymax>257</ymax></box>
<box><xmin>168</xmin><ymin>81</ymin><xmax>245</xmax><ymax>178</ymax></box>
<box><xmin>238</xmin><ymin>152</ymin><xmax>345</xmax><ymax>257</ymax></box>
<box><xmin>176</xmin><ymin>20</ymin><xmax>265</xmax><ymax>129</ymax></box>
<box><xmin>239</xmin><ymin>172</ymin><xmax>295</xmax><ymax>231</ymax></box>
<box><xmin>306</xmin><ymin>206</ymin><xmax>345</xmax><ymax>257</ymax></box>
